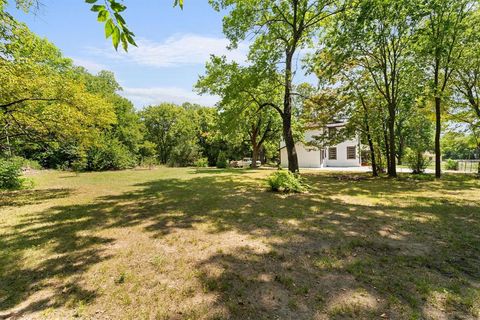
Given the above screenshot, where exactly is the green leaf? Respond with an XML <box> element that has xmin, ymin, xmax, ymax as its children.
<box><xmin>174</xmin><ymin>0</ymin><xmax>184</xmax><ymax>9</ymax></box>
<box><xmin>121</xmin><ymin>33</ymin><xmax>128</xmax><ymax>52</ymax></box>
<box><xmin>97</xmin><ymin>10</ymin><xmax>109</xmax><ymax>22</ymax></box>
<box><xmin>114</xmin><ymin>12</ymin><xmax>126</xmax><ymax>27</ymax></box>
<box><xmin>125</xmin><ymin>32</ymin><xmax>137</xmax><ymax>47</ymax></box>
<box><xmin>85</xmin><ymin>0</ymin><xmax>97</xmax><ymax>3</ymax></box>
<box><xmin>109</xmin><ymin>1</ymin><xmax>127</xmax><ymax>12</ymax></box>
<box><xmin>90</xmin><ymin>4</ymin><xmax>104</xmax><ymax>12</ymax></box>
<box><xmin>112</xmin><ymin>26</ymin><xmax>121</xmax><ymax>50</ymax></box>
<box><xmin>105</xmin><ymin>19</ymin><xmax>115</xmax><ymax>38</ymax></box>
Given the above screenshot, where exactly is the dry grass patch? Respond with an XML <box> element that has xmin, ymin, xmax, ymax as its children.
<box><xmin>0</xmin><ymin>167</ymin><xmax>479</xmax><ymax>319</ymax></box>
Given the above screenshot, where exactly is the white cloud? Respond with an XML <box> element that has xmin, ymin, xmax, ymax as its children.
<box><xmin>90</xmin><ymin>34</ymin><xmax>248</xmax><ymax>68</ymax></box>
<box><xmin>121</xmin><ymin>86</ymin><xmax>219</xmax><ymax>108</ymax></box>
<box><xmin>71</xmin><ymin>57</ymin><xmax>108</xmax><ymax>74</ymax></box>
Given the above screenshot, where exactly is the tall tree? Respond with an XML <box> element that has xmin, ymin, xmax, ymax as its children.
<box><xmin>320</xmin><ymin>0</ymin><xmax>420</xmax><ymax>177</ymax></box>
<box><xmin>140</xmin><ymin>103</ymin><xmax>197</xmax><ymax>165</ymax></box>
<box><xmin>451</xmin><ymin>15</ymin><xmax>480</xmax><ymax>174</ymax></box>
<box><xmin>196</xmin><ymin>56</ymin><xmax>282</xmax><ymax>168</ymax></box>
<box><xmin>0</xmin><ymin>17</ymin><xmax>116</xmax><ymax>152</ymax></box>
<box><xmin>417</xmin><ymin>0</ymin><xmax>475</xmax><ymax>178</ymax></box>
<box><xmin>210</xmin><ymin>0</ymin><xmax>344</xmax><ymax>172</ymax></box>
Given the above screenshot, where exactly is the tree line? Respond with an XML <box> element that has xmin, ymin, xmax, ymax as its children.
<box><xmin>1</xmin><ymin>0</ymin><xmax>479</xmax><ymax>178</ymax></box>
<box><xmin>0</xmin><ymin>9</ymin><xmax>282</xmax><ymax>172</ymax></box>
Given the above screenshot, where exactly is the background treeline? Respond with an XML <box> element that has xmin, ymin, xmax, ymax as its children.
<box><xmin>2</xmin><ymin>0</ymin><xmax>480</xmax><ymax>186</ymax></box>
<box><xmin>0</xmin><ymin>12</ymin><xmax>281</xmax><ymax>178</ymax></box>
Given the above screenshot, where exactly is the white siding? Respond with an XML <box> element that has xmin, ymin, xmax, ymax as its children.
<box><xmin>280</xmin><ymin>128</ymin><xmax>361</xmax><ymax>168</ymax></box>
<box><xmin>325</xmin><ymin>139</ymin><xmax>361</xmax><ymax>167</ymax></box>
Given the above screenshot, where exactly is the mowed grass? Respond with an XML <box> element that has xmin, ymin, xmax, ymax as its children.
<box><xmin>0</xmin><ymin>167</ymin><xmax>479</xmax><ymax>319</ymax></box>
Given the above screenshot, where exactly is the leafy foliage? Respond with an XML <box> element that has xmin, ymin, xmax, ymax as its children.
<box><xmin>266</xmin><ymin>170</ymin><xmax>306</xmax><ymax>193</ymax></box>
<box><xmin>405</xmin><ymin>149</ymin><xmax>432</xmax><ymax>174</ymax></box>
<box><xmin>445</xmin><ymin>159</ymin><xmax>459</xmax><ymax>171</ymax></box>
<box><xmin>0</xmin><ymin>19</ymin><xmax>116</xmax><ymax>157</ymax></box>
<box><xmin>194</xmin><ymin>157</ymin><xmax>209</xmax><ymax>168</ymax></box>
<box><xmin>196</xmin><ymin>55</ymin><xmax>282</xmax><ymax>167</ymax></box>
<box><xmin>216</xmin><ymin>151</ymin><xmax>228</xmax><ymax>169</ymax></box>
<box><xmin>86</xmin><ymin>136</ymin><xmax>136</xmax><ymax>171</ymax></box>
<box><xmin>0</xmin><ymin>158</ymin><xmax>26</xmax><ymax>189</ymax></box>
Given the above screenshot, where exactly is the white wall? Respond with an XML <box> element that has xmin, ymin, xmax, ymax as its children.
<box><xmin>325</xmin><ymin>139</ymin><xmax>361</xmax><ymax>167</ymax></box>
<box><xmin>280</xmin><ymin>129</ymin><xmax>361</xmax><ymax>168</ymax></box>
<box><xmin>281</xmin><ymin>143</ymin><xmax>322</xmax><ymax>168</ymax></box>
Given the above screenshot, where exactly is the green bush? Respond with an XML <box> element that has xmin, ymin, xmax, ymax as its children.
<box><xmin>267</xmin><ymin>170</ymin><xmax>306</xmax><ymax>193</ymax></box>
<box><xmin>194</xmin><ymin>157</ymin><xmax>209</xmax><ymax>167</ymax></box>
<box><xmin>140</xmin><ymin>157</ymin><xmax>157</xmax><ymax>168</ymax></box>
<box><xmin>0</xmin><ymin>158</ymin><xmax>27</xmax><ymax>189</ymax></box>
<box><xmin>405</xmin><ymin>149</ymin><xmax>431</xmax><ymax>174</ymax></box>
<box><xmin>138</xmin><ymin>141</ymin><xmax>156</xmax><ymax>163</ymax></box>
<box><xmin>216</xmin><ymin>152</ymin><xmax>228</xmax><ymax>169</ymax></box>
<box><xmin>86</xmin><ymin>138</ymin><xmax>136</xmax><ymax>171</ymax></box>
<box><xmin>445</xmin><ymin>159</ymin><xmax>459</xmax><ymax>171</ymax></box>
<box><xmin>39</xmin><ymin>143</ymin><xmax>84</xmax><ymax>169</ymax></box>
<box><xmin>10</xmin><ymin>156</ymin><xmax>42</xmax><ymax>170</ymax></box>
<box><xmin>71</xmin><ymin>158</ymin><xmax>87</xmax><ymax>173</ymax></box>
<box><xmin>168</xmin><ymin>140</ymin><xmax>200</xmax><ymax>167</ymax></box>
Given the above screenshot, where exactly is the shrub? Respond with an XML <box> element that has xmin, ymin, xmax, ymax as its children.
<box><xmin>71</xmin><ymin>158</ymin><xmax>87</xmax><ymax>173</ymax></box>
<box><xmin>140</xmin><ymin>157</ymin><xmax>157</xmax><ymax>169</ymax></box>
<box><xmin>194</xmin><ymin>157</ymin><xmax>209</xmax><ymax>167</ymax></box>
<box><xmin>0</xmin><ymin>158</ymin><xmax>26</xmax><ymax>189</ymax></box>
<box><xmin>168</xmin><ymin>140</ymin><xmax>200</xmax><ymax>167</ymax></box>
<box><xmin>405</xmin><ymin>149</ymin><xmax>431</xmax><ymax>174</ymax></box>
<box><xmin>445</xmin><ymin>159</ymin><xmax>459</xmax><ymax>171</ymax></box>
<box><xmin>11</xmin><ymin>156</ymin><xmax>42</xmax><ymax>170</ymax></box>
<box><xmin>39</xmin><ymin>143</ymin><xmax>84</xmax><ymax>169</ymax></box>
<box><xmin>267</xmin><ymin>170</ymin><xmax>306</xmax><ymax>193</ymax></box>
<box><xmin>216</xmin><ymin>152</ymin><xmax>228</xmax><ymax>169</ymax></box>
<box><xmin>86</xmin><ymin>138</ymin><xmax>136</xmax><ymax>171</ymax></box>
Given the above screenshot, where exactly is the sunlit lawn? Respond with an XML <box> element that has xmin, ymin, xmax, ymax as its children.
<box><xmin>1</xmin><ymin>167</ymin><xmax>479</xmax><ymax>319</ymax></box>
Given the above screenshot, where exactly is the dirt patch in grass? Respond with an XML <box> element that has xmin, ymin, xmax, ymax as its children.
<box><xmin>0</xmin><ymin>168</ymin><xmax>479</xmax><ymax>319</ymax></box>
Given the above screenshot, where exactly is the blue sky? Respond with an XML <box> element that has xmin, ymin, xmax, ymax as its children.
<box><xmin>8</xmin><ymin>1</ymin><xmax>314</xmax><ymax>109</ymax></box>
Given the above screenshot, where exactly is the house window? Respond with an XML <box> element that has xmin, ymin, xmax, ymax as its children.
<box><xmin>328</xmin><ymin>147</ymin><xmax>337</xmax><ymax>160</ymax></box>
<box><xmin>347</xmin><ymin>146</ymin><xmax>356</xmax><ymax>160</ymax></box>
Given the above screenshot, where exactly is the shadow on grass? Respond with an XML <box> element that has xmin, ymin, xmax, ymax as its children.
<box><xmin>0</xmin><ymin>188</ymin><xmax>72</xmax><ymax>209</ymax></box>
<box><xmin>189</xmin><ymin>168</ymin><xmax>263</xmax><ymax>175</ymax></box>
<box><xmin>1</xmin><ymin>172</ymin><xmax>479</xmax><ymax>318</ymax></box>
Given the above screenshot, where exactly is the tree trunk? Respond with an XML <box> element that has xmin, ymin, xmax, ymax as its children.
<box><xmin>259</xmin><ymin>146</ymin><xmax>266</xmax><ymax>164</ymax></box>
<box><xmin>388</xmin><ymin>110</ymin><xmax>397</xmax><ymax>178</ymax></box>
<box><xmin>383</xmin><ymin>123</ymin><xmax>391</xmax><ymax>175</ymax></box>
<box><xmin>251</xmin><ymin>144</ymin><xmax>260</xmax><ymax>169</ymax></box>
<box><xmin>283</xmin><ymin>51</ymin><xmax>299</xmax><ymax>173</ymax></box>
<box><xmin>367</xmin><ymin>130</ymin><xmax>378</xmax><ymax>177</ymax></box>
<box><xmin>435</xmin><ymin>96</ymin><xmax>442</xmax><ymax>178</ymax></box>
<box><xmin>360</xmin><ymin>95</ymin><xmax>377</xmax><ymax>176</ymax></box>
<box><xmin>377</xmin><ymin>146</ymin><xmax>384</xmax><ymax>173</ymax></box>
<box><xmin>283</xmin><ymin>114</ymin><xmax>298</xmax><ymax>173</ymax></box>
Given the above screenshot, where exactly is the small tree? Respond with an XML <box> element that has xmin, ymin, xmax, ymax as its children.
<box><xmin>0</xmin><ymin>158</ymin><xmax>25</xmax><ymax>189</ymax></box>
<box><xmin>405</xmin><ymin>149</ymin><xmax>432</xmax><ymax>174</ymax></box>
<box><xmin>216</xmin><ymin>151</ymin><xmax>228</xmax><ymax>169</ymax></box>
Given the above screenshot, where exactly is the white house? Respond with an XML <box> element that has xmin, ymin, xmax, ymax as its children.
<box><xmin>280</xmin><ymin>123</ymin><xmax>362</xmax><ymax>168</ymax></box>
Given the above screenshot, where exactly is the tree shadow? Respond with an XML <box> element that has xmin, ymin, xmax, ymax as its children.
<box><xmin>1</xmin><ymin>172</ymin><xmax>479</xmax><ymax>318</ymax></box>
<box><xmin>0</xmin><ymin>188</ymin><xmax>72</xmax><ymax>208</ymax></box>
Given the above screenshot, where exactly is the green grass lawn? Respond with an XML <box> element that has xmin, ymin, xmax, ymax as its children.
<box><xmin>1</xmin><ymin>168</ymin><xmax>479</xmax><ymax>319</ymax></box>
